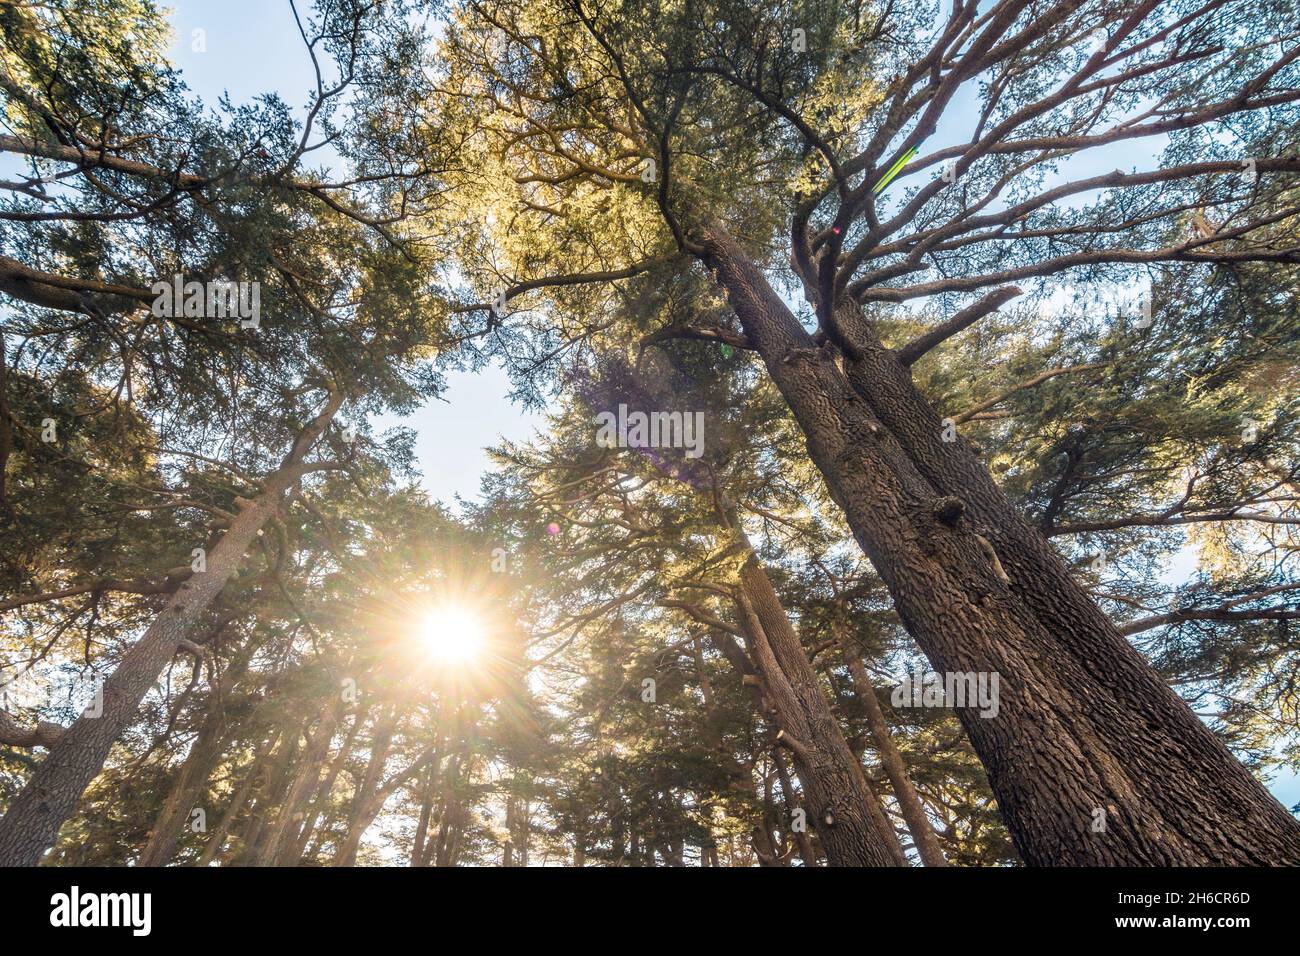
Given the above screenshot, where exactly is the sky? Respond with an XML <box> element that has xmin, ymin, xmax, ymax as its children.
<box><xmin>164</xmin><ymin>0</ymin><xmax>545</xmax><ymax>507</ymax></box>
<box><xmin>152</xmin><ymin>1</ymin><xmax>1298</xmax><ymax>809</ymax></box>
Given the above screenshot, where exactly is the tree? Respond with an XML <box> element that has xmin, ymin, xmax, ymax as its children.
<box><xmin>0</xmin><ymin>0</ymin><xmax>460</xmax><ymax>864</ymax></box>
<box><xmin>475</xmin><ymin>348</ymin><xmax>978</xmax><ymax>863</ymax></box>
<box><xmin>3</xmin><ymin>0</ymin><xmax>1297</xmax><ymax>869</ymax></box>
<box><xmin>432</xmin><ymin>0</ymin><xmax>1300</xmax><ymax>863</ymax></box>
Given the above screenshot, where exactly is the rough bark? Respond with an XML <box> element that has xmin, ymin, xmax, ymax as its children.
<box><xmin>734</xmin><ymin>554</ymin><xmax>905</xmax><ymax>866</ymax></box>
<box><xmin>0</xmin><ymin>712</ymin><xmax>64</xmax><ymax>749</ymax></box>
<box><xmin>701</xmin><ymin>225</ymin><xmax>1300</xmax><ymax>865</ymax></box>
<box><xmin>0</xmin><ymin>391</ymin><xmax>343</xmax><ymax>866</ymax></box>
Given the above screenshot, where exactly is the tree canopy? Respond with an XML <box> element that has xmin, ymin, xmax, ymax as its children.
<box><xmin>0</xmin><ymin>0</ymin><xmax>1297</xmax><ymax>869</ymax></box>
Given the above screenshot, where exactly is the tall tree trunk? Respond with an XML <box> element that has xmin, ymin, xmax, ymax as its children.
<box><xmin>700</xmin><ymin>225</ymin><xmax>1300</xmax><ymax>864</ymax></box>
<box><xmin>708</xmin><ymin>627</ymin><xmax>821</xmax><ymax>865</ymax></box>
<box><xmin>846</xmin><ymin>656</ymin><xmax>947</xmax><ymax>867</ymax></box>
<box><xmin>733</xmin><ymin>547</ymin><xmax>905</xmax><ymax>866</ymax></box>
<box><xmin>195</xmin><ymin>729</ymin><xmax>279</xmax><ymax>867</ymax></box>
<box><xmin>138</xmin><ymin>638</ymin><xmax>256</xmax><ymax>867</ymax></box>
<box><xmin>431</xmin><ymin>751</ymin><xmax>463</xmax><ymax>867</ymax></box>
<box><xmin>138</xmin><ymin>722</ymin><xmax>235</xmax><ymax>867</ymax></box>
<box><xmin>503</xmin><ymin>795</ymin><xmax>516</xmax><ymax>868</ymax></box>
<box><xmin>292</xmin><ymin>708</ymin><xmax>364</xmax><ymax>863</ymax></box>
<box><xmin>432</xmin><ymin>750</ymin><xmax>473</xmax><ymax>868</ymax></box>
<box><xmin>333</xmin><ymin>704</ymin><xmax>398</xmax><ymax>866</ymax></box>
<box><xmin>503</xmin><ymin>787</ymin><xmax>529</xmax><ymax>867</ymax></box>
<box><xmin>0</xmin><ymin>390</ymin><xmax>342</xmax><ymax>866</ymax></box>
<box><xmin>410</xmin><ymin>763</ymin><xmax>437</xmax><ymax>867</ymax></box>
<box><xmin>770</xmin><ymin>747</ymin><xmax>818</xmax><ymax>867</ymax></box>
<box><xmin>237</xmin><ymin>724</ymin><xmax>303</xmax><ymax>866</ymax></box>
<box><xmin>751</xmin><ymin>771</ymin><xmax>789</xmax><ymax>867</ymax></box>
<box><xmin>257</xmin><ymin>700</ymin><xmax>341</xmax><ymax>866</ymax></box>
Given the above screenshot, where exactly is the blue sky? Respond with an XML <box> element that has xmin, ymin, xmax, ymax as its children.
<box><xmin>165</xmin><ymin>0</ymin><xmax>545</xmax><ymax>506</ymax></box>
<box><xmin>159</xmin><ymin>2</ymin><xmax>1298</xmax><ymax>810</ymax></box>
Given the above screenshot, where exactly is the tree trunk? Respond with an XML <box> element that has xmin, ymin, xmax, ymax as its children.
<box><xmin>504</xmin><ymin>789</ymin><xmax>529</xmax><ymax>867</ymax></box>
<box><xmin>701</xmin><ymin>225</ymin><xmax>1300</xmax><ymax>865</ymax></box>
<box><xmin>257</xmin><ymin>700</ymin><xmax>341</xmax><ymax>866</ymax></box>
<box><xmin>431</xmin><ymin>751</ymin><xmax>463</xmax><ymax>867</ymax></box>
<box><xmin>770</xmin><ymin>747</ymin><xmax>818</xmax><ymax>867</ymax></box>
<box><xmin>708</xmin><ymin>627</ymin><xmax>822</xmax><ymax>865</ymax></box>
<box><xmin>847</xmin><ymin>656</ymin><xmax>947</xmax><ymax>867</ymax></box>
<box><xmin>733</xmin><ymin>556</ymin><xmax>905</xmax><ymax>866</ymax></box>
<box><xmin>195</xmin><ymin>729</ymin><xmax>279</xmax><ymax>867</ymax></box>
<box><xmin>0</xmin><ymin>390</ymin><xmax>342</xmax><ymax>866</ymax></box>
<box><xmin>409</xmin><ymin>763</ymin><xmax>437</xmax><ymax>867</ymax></box>
<box><xmin>138</xmin><ymin>639</ymin><xmax>256</xmax><ymax>866</ymax></box>
<box><xmin>138</xmin><ymin>722</ymin><xmax>234</xmax><ymax>867</ymax></box>
<box><xmin>236</xmin><ymin>724</ymin><xmax>303</xmax><ymax>866</ymax></box>
<box><xmin>333</xmin><ymin>704</ymin><xmax>398</xmax><ymax>866</ymax></box>
<box><xmin>292</xmin><ymin>708</ymin><xmax>364</xmax><ymax>863</ymax></box>
<box><xmin>503</xmin><ymin>796</ymin><xmax>516</xmax><ymax>867</ymax></box>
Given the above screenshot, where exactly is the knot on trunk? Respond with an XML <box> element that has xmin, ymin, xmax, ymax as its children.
<box><xmin>933</xmin><ymin>496</ymin><xmax>966</xmax><ymax>525</ymax></box>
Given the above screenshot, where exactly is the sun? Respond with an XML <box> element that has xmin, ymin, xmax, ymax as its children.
<box><xmin>418</xmin><ymin>605</ymin><xmax>486</xmax><ymax>663</ymax></box>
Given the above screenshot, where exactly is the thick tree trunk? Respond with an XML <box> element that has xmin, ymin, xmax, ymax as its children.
<box><xmin>0</xmin><ymin>391</ymin><xmax>342</xmax><ymax>866</ymax></box>
<box><xmin>846</xmin><ymin>656</ymin><xmax>947</xmax><ymax>867</ymax></box>
<box><xmin>733</xmin><ymin>553</ymin><xmax>905</xmax><ymax>866</ymax></box>
<box><xmin>701</xmin><ymin>226</ymin><xmax>1300</xmax><ymax>864</ymax></box>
